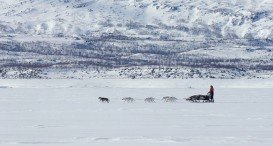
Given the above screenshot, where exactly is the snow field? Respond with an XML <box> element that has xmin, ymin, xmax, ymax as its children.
<box><xmin>0</xmin><ymin>79</ymin><xmax>273</xmax><ymax>146</ymax></box>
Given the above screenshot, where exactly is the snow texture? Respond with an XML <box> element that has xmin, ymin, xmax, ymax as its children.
<box><xmin>0</xmin><ymin>79</ymin><xmax>273</xmax><ymax>146</ymax></box>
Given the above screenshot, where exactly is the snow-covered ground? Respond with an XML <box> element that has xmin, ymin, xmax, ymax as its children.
<box><xmin>0</xmin><ymin>79</ymin><xmax>273</xmax><ymax>146</ymax></box>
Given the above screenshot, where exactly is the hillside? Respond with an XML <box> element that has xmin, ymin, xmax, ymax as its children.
<box><xmin>0</xmin><ymin>0</ymin><xmax>272</xmax><ymax>39</ymax></box>
<box><xmin>0</xmin><ymin>0</ymin><xmax>273</xmax><ymax>79</ymax></box>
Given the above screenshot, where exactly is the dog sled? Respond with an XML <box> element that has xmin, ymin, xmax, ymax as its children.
<box><xmin>185</xmin><ymin>93</ymin><xmax>214</xmax><ymax>103</ymax></box>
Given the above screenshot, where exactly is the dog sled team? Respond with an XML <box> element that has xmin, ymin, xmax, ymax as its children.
<box><xmin>99</xmin><ymin>85</ymin><xmax>215</xmax><ymax>103</ymax></box>
<box><xmin>186</xmin><ymin>85</ymin><xmax>214</xmax><ymax>103</ymax></box>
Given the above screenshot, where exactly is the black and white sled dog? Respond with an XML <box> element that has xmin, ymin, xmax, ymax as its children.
<box><xmin>122</xmin><ymin>97</ymin><xmax>135</xmax><ymax>103</ymax></box>
<box><xmin>162</xmin><ymin>96</ymin><xmax>178</xmax><ymax>102</ymax></box>
<box><xmin>98</xmin><ymin>97</ymin><xmax>110</xmax><ymax>103</ymax></box>
<box><xmin>145</xmin><ymin>97</ymin><xmax>156</xmax><ymax>103</ymax></box>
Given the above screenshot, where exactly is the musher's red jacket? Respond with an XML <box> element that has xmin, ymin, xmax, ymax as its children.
<box><xmin>209</xmin><ymin>87</ymin><xmax>214</xmax><ymax>94</ymax></box>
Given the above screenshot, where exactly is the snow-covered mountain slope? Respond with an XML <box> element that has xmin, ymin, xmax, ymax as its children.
<box><xmin>0</xmin><ymin>0</ymin><xmax>273</xmax><ymax>79</ymax></box>
<box><xmin>0</xmin><ymin>0</ymin><xmax>273</xmax><ymax>39</ymax></box>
